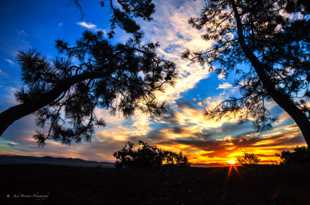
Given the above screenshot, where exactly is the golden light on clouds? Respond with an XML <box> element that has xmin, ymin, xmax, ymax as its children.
<box><xmin>155</xmin><ymin>123</ymin><xmax>306</xmax><ymax>166</ymax></box>
<box><xmin>92</xmin><ymin>92</ymin><xmax>307</xmax><ymax>166</ymax></box>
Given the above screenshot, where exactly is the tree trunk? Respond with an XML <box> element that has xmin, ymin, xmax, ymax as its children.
<box><xmin>231</xmin><ymin>0</ymin><xmax>310</xmax><ymax>146</ymax></box>
<box><xmin>0</xmin><ymin>84</ymin><xmax>70</xmax><ymax>136</ymax></box>
<box><xmin>0</xmin><ymin>70</ymin><xmax>107</xmax><ymax>136</ymax></box>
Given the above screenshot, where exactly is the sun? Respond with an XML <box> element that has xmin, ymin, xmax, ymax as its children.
<box><xmin>226</xmin><ymin>158</ymin><xmax>240</xmax><ymax>177</ymax></box>
<box><xmin>227</xmin><ymin>159</ymin><xmax>237</xmax><ymax>165</ymax></box>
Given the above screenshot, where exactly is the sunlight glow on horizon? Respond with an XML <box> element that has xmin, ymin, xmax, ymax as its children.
<box><xmin>227</xmin><ymin>159</ymin><xmax>237</xmax><ymax>165</ymax></box>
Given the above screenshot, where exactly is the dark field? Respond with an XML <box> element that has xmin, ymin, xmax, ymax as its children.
<box><xmin>0</xmin><ymin>165</ymin><xmax>309</xmax><ymax>205</ymax></box>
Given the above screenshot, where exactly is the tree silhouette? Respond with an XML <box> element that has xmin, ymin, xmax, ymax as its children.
<box><xmin>280</xmin><ymin>146</ymin><xmax>310</xmax><ymax>165</ymax></box>
<box><xmin>113</xmin><ymin>141</ymin><xmax>189</xmax><ymax>168</ymax></box>
<box><xmin>75</xmin><ymin>0</ymin><xmax>155</xmax><ymax>40</ymax></box>
<box><xmin>162</xmin><ymin>149</ymin><xmax>189</xmax><ymax>166</ymax></box>
<box><xmin>237</xmin><ymin>152</ymin><xmax>260</xmax><ymax>166</ymax></box>
<box><xmin>184</xmin><ymin>0</ymin><xmax>310</xmax><ymax>145</ymax></box>
<box><xmin>0</xmin><ymin>1</ymin><xmax>176</xmax><ymax>144</ymax></box>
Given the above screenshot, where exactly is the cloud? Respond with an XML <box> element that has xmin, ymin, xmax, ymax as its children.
<box><xmin>156</xmin><ymin>124</ymin><xmax>306</xmax><ymax>165</ymax></box>
<box><xmin>4</xmin><ymin>0</ymin><xmax>216</xmax><ymax>155</ymax></box>
<box><xmin>7</xmin><ymin>141</ymin><xmax>18</xmax><ymax>147</ymax></box>
<box><xmin>273</xmin><ymin>110</ymin><xmax>295</xmax><ymax>127</ymax></box>
<box><xmin>141</xmin><ymin>0</ymin><xmax>213</xmax><ymax>105</ymax></box>
<box><xmin>4</xmin><ymin>58</ymin><xmax>15</xmax><ymax>65</ymax></box>
<box><xmin>0</xmin><ymin>134</ymin><xmax>125</xmax><ymax>162</ymax></box>
<box><xmin>77</xmin><ymin>21</ymin><xmax>97</xmax><ymax>30</ymax></box>
<box><xmin>76</xmin><ymin>21</ymin><xmax>106</xmax><ymax>35</ymax></box>
<box><xmin>94</xmin><ymin>108</ymin><xmax>152</xmax><ymax>142</ymax></box>
<box><xmin>145</xmin><ymin>102</ymin><xmax>255</xmax><ymax>143</ymax></box>
<box><xmin>217</xmin><ymin>82</ymin><xmax>233</xmax><ymax>90</ymax></box>
<box><xmin>2</xmin><ymin>101</ymin><xmax>305</xmax><ymax>165</ymax></box>
<box><xmin>164</xmin><ymin>44</ymin><xmax>184</xmax><ymax>54</ymax></box>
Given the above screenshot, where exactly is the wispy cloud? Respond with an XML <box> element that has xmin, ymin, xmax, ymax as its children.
<box><xmin>77</xmin><ymin>21</ymin><xmax>97</xmax><ymax>30</ymax></box>
<box><xmin>76</xmin><ymin>21</ymin><xmax>106</xmax><ymax>34</ymax></box>
<box><xmin>218</xmin><ymin>82</ymin><xmax>233</xmax><ymax>90</ymax></box>
<box><xmin>4</xmin><ymin>58</ymin><xmax>15</xmax><ymax>65</ymax></box>
<box><xmin>141</xmin><ymin>0</ymin><xmax>212</xmax><ymax>104</ymax></box>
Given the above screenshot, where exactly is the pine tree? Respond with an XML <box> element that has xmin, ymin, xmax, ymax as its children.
<box><xmin>184</xmin><ymin>0</ymin><xmax>310</xmax><ymax>145</ymax></box>
<box><xmin>0</xmin><ymin>0</ymin><xmax>176</xmax><ymax>144</ymax></box>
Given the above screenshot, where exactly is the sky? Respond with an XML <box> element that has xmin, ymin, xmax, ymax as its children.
<box><xmin>0</xmin><ymin>0</ymin><xmax>306</xmax><ymax>166</ymax></box>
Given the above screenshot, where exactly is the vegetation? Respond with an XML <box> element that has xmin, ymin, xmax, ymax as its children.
<box><xmin>0</xmin><ymin>0</ymin><xmax>176</xmax><ymax>144</ymax></box>
<box><xmin>1</xmin><ymin>164</ymin><xmax>310</xmax><ymax>204</ymax></box>
<box><xmin>184</xmin><ymin>0</ymin><xmax>310</xmax><ymax>145</ymax></box>
<box><xmin>280</xmin><ymin>146</ymin><xmax>310</xmax><ymax>165</ymax></box>
<box><xmin>113</xmin><ymin>141</ymin><xmax>189</xmax><ymax>168</ymax></box>
<box><xmin>237</xmin><ymin>152</ymin><xmax>260</xmax><ymax>166</ymax></box>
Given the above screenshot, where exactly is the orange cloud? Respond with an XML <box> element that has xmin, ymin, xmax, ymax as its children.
<box><xmin>156</xmin><ymin>124</ymin><xmax>306</xmax><ymax>166</ymax></box>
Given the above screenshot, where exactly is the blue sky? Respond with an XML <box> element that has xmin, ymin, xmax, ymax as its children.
<box><xmin>0</xmin><ymin>0</ymin><xmax>305</xmax><ymax>165</ymax></box>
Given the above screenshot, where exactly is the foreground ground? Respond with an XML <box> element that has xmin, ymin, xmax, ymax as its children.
<box><xmin>0</xmin><ymin>164</ymin><xmax>309</xmax><ymax>205</ymax></box>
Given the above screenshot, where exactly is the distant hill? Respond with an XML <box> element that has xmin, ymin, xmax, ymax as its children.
<box><xmin>0</xmin><ymin>155</ymin><xmax>114</xmax><ymax>168</ymax></box>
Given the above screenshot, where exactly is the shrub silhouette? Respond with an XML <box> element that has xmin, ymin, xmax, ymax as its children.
<box><xmin>113</xmin><ymin>141</ymin><xmax>189</xmax><ymax>168</ymax></box>
<box><xmin>280</xmin><ymin>147</ymin><xmax>310</xmax><ymax>165</ymax></box>
<box><xmin>237</xmin><ymin>152</ymin><xmax>260</xmax><ymax>166</ymax></box>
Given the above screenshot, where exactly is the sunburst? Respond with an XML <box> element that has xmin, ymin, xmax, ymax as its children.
<box><xmin>227</xmin><ymin>158</ymin><xmax>239</xmax><ymax>177</ymax></box>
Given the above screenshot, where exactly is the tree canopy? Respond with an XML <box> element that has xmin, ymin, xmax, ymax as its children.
<box><xmin>184</xmin><ymin>0</ymin><xmax>310</xmax><ymax>145</ymax></box>
<box><xmin>114</xmin><ymin>141</ymin><xmax>189</xmax><ymax>168</ymax></box>
<box><xmin>75</xmin><ymin>0</ymin><xmax>155</xmax><ymax>40</ymax></box>
<box><xmin>280</xmin><ymin>146</ymin><xmax>310</xmax><ymax>165</ymax></box>
<box><xmin>0</xmin><ymin>0</ymin><xmax>176</xmax><ymax>144</ymax></box>
<box><xmin>237</xmin><ymin>152</ymin><xmax>260</xmax><ymax>166</ymax></box>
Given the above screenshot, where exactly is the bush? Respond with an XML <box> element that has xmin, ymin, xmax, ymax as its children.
<box><xmin>237</xmin><ymin>152</ymin><xmax>260</xmax><ymax>166</ymax></box>
<box><xmin>280</xmin><ymin>147</ymin><xmax>310</xmax><ymax>165</ymax></box>
<box><xmin>113</xmin><ymin>141</ymin><xmax>189</xmax><ymax>168</ymax></box>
